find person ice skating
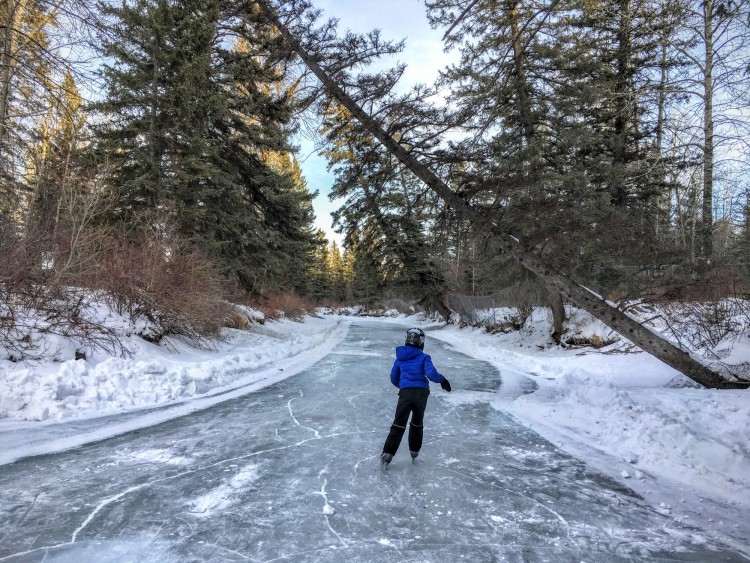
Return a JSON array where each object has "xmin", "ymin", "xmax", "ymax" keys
[{"xmin": 380, "ymin": 327, "xmax": 451, "ymax": 469}]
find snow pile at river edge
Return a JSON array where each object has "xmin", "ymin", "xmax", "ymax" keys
[{"xmin": 0, "ymin": 315, "xmax": 349, "ymax": 422}]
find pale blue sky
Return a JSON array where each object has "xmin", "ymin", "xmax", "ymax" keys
[{"xmin": 295, "ymin": 0, "xmax": 452, "ymax": 245}]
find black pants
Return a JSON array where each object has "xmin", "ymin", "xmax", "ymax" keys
[{"xmin": 382, "ymin": 387, "xmax": 430, "ymax": 456}]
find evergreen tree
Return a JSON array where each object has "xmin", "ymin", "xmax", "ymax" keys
[
  {"xmin": 347, "ymin": 227, "xmax": 387, "ymax": 305},
  {"xmin": 307, "ymin": 229, "xmax": 331, "ymax": 301},
  {"xmin": 93, "ymin": 0, "xmax": 315, "ymax": 293},
  {"xmin": 326, "ymin": 241, "xmax": 346, "ymax": 301},
  {"xmin": 259, "ymin": 152, "xmax": 317, "ymax": 295},
  {"xmin": 1, "ymin": 0, "xmax": 56, "ymax": 234},
  {"xmin": 322, "ymin": 103, "xmax": 451, "ymax": 316},
  {"xmin": 93, "ymin": 0, "xmax": 173, "ymax": 217},
  {"xmin": 426, "ymin": 0, "xmax": 673, "ymax": 296}
]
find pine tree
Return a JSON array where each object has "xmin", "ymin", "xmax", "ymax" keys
[
  {"xmin": 347, "ymin": 228, "xmax": 387, "ymax": 305},
  {"xmin": 258, "ymin": 152, "xmax": 317, "ymax": 295},
  {"xmin": 322, "ymin": 103, "xmax": 451, "ymax": 315},
  {"xmin": 326, "ymin": 241, "xmax": 345, "ymax": 301},
  {"xmin": 1, "ymin": 0, "xmax": 56, "ymax": 233},
  {"xmin": 93, "ymin": 0, "xmax": 315, "ymax": 292},
  {"xmin": 427, "ymin": 0, "xmax": 673, "ymax": 296},
  {"xmin": 308, "ymin": 229, "xmax": 331, "ymax": 301},
  {"xmin": 93, "ymin": 0, "xmax": 174, "ymax": 217}
]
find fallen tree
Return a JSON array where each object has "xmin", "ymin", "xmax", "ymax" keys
[{"xmin": 254, "ymin": 0, "xmax": 749, "ymax": 390}]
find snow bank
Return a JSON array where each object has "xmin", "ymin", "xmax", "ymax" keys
[
  {"xmin": 0, "ymin": 315, "xmax": 349, "ymax": 423},
  {"xmin": 319, "ymin": 305, "xmax": 407, "ymax": 318},
  {"xmin": 422, "ymin": 306, "xmax": 750, "ymax": 540}
]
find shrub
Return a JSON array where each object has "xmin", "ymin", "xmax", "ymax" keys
[
  {"xmin": 0, "ymin": 240, "xmax": 125, "ymax": 360},
  {"xmin": 93, "ymin": 234, "xmax": 230, "ymax": 346},
  {"xmin": 0, "ymin": 283, "xmax": 127, "ymax": 361},
  {"xmin": 660, "ymin": 299, "xmax": 749, "ymax": 352},
  {"xmin": 255, "ymin": 293, "xmax": 313, "ymax": 321}
]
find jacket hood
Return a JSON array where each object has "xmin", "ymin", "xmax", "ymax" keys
[{"xmin": 396, "ymin": 345, "xmax": 422, "ymax": 361}]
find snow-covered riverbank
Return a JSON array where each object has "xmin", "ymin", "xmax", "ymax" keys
[{"xmin": 0, "ymin": 315, "xmax": 350, "ymax": 424}]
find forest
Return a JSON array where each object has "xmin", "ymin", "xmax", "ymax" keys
[{"xmin": 2, "ymin": 0, "xmax": 750, "ymax": 384}]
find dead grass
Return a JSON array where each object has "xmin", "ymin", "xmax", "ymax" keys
[{"xmin": 92, "ymin": 234, "xmax": 231, "ymax": 346}]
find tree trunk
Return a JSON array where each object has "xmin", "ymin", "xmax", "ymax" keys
[
  {"xmin": 702, "ymin": 0, "xmax": 714, "ymax": 260},
  {"xmin": 254, "ymin": 0, "xmax": 748, "ymax": 389},
  {"xmin": 611, "ymin": 0, "xmax": 633, "ymax": 207},
  {"xmin": 548, "ymin": 289, "xmax": 566, "ymax": 344},
  {"xmin": 509, "ymin": 1, "xmax": 534, "ymax": 145},
  {"xmin": 0, "ymin": 0, "xmax": 29, "ymax": 145},
  {"xmin": 655, "ymin": 2, "xmax": 670, "ymax": 237}
]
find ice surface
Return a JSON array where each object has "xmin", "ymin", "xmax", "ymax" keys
[{"xmin": 0, "ymin": 323, "xmax": 746, "ymax": 561}]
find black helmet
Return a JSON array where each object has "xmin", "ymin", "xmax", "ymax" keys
[{"xmin": 405, "ymin": 327, "xmax": 425, "ymax": 349}]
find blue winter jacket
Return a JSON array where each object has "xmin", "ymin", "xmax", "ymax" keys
[{"xmin": 390, "ymin": 345, "xmax": 446, "ymax": 389}]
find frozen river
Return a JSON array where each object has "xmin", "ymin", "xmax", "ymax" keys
[{"xmin": 0, "ymin": 322, "xmax": 745, "ymax": 561}]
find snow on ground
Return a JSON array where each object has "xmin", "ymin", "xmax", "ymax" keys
[
  {"xmin": 0, "ymin": 314, "xmax": 349, "ymax": 424},
  {"xmin": 416, "ymin": 306, "xmax": 750, "ymax": 543},
  {"xmin": 187, "ymin": 463, "xmax": 261, "ymax": 518}
]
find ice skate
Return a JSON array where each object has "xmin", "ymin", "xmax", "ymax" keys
[{"xmin": 380, "ymin": 453, "xmax": 393, "ymax": 470}]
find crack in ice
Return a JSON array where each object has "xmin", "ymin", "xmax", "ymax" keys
[
  {"xmin": 71, "ymin": 484, "xmax": 146, "ymax": 543},
  {"xmin": 203, "ymin": 541, "xmax": 259, "ymax": 561},
  {"xmin": 0, "ymin": 491, "xmax": 40, "ymax": 546},
  {"xmin": 287, "ymin": 391, "xmax": 320, "ymax": 438},
  {"xmin": 314, "ymin": 478, "xmax": 346, "ymax": 547}
]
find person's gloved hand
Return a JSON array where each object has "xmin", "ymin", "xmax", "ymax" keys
[{"xmin": 440, "ymin": 378, "xmax": 451, "ymax": 392}]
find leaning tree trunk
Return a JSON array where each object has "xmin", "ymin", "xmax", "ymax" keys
[
  {"xmin": 547, "ymin": 289, "xmax": 566, "ymax": 344},
  {"xmin": 254, "ymin": 0, "xmax": 749, "ymax": 389}
]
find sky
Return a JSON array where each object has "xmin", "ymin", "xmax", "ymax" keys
[{"xmin": 294, "ymin": 0, "xmax": 453, "ymax": 246}]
